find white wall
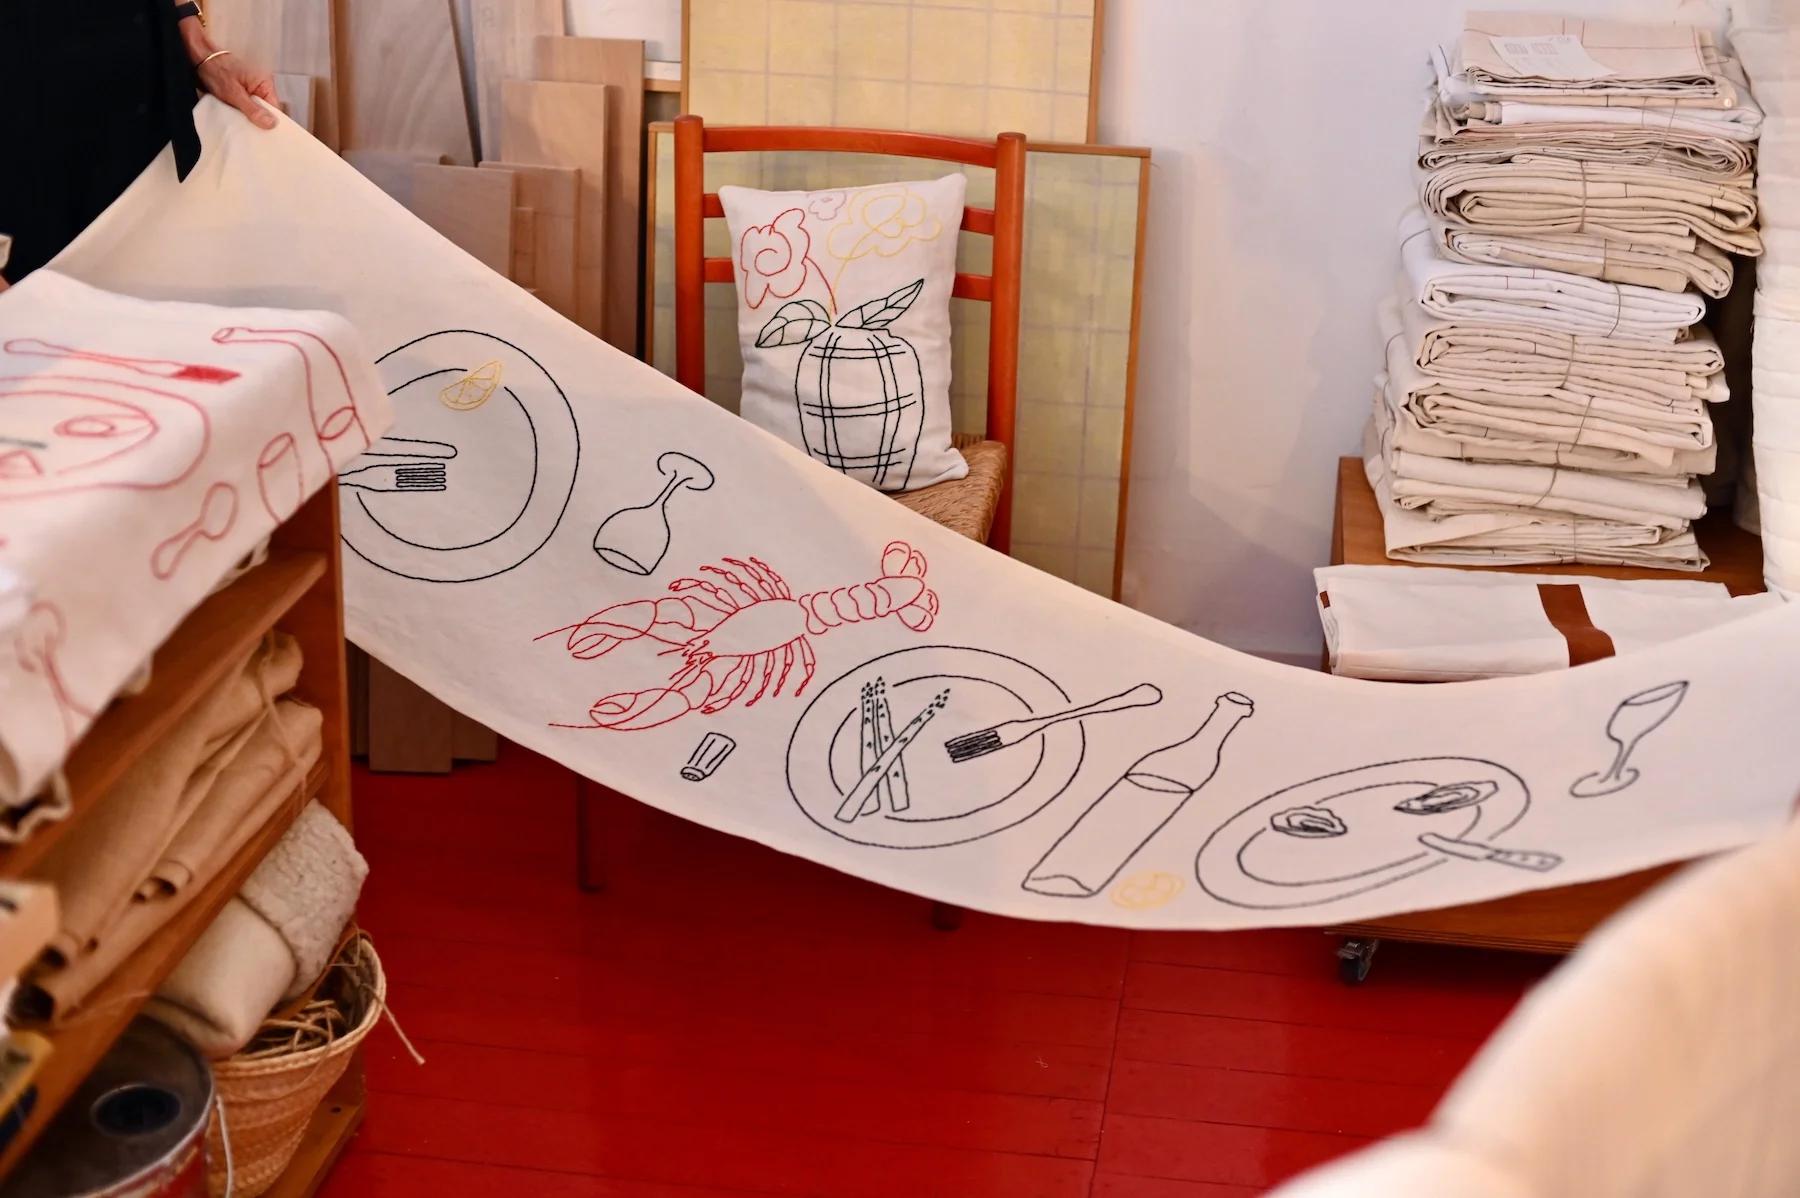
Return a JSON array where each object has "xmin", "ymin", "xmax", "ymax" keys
[{"xmin": 1099, "ymin": 0, "xmax": 1723, "ymax": 663}]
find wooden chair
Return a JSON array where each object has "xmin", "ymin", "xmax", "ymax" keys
[
  {"xmin": 576, "ymin": 119, "xmax": 1029, "ymax": 917},
  {"xmin": 673, "ymin": 114, "xmax": 1026, "ymax": 551}
]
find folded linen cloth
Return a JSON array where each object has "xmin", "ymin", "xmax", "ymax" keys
[
  {"xmin": 1316, "ymin": 564, "xmax": 1778, "ymax": 681},
  {"xmin": 1433, "ymin": 220, "xmax": 1734, "ymax": 297},
  {"xmin": 1457, "ymin": 14, "xmax": 1735, "ymax": 104},
  {"xmin": 146, "ymin": 801, "xmax": 365, "ymax": 1058},
  {"xmin": 1382, "ymin": 304, "xmax": 1720, "ymax": 469},
  {"xmin": 1382, "ymin": 378, "xmax": 1715, "ymax": 478},
  {"xmin": 1420, "ymin": 158, "xmax": 1761, "ymax": 256},
  {"xmin": 23, "ymin": 699, "xmax": 322, "ymax": 1023},
  {"xmin": 1420, "ymin": 121, "xmax": 1755, "ymax": 181},
  {"xmin": 1389, "ymin": 450, "xmax": 1708, "ymax": 529},
  {"xmin": 1413, "ymin": 321, "xmax": 1723, "ymax": 406},
  {"xmin": 33, "ymin": 633, "xmax": 302, "ymax": 964},
  {"xmin": 1364, "ymin": 416, "xmax": 1708, "ymax": 570},
  {"xmin": 1400, "ymin": 208, "xmax": 1705, "ymax": 336},
  {"xmin": 1432, "ymin": 41, "xmax": 1764, "ymax": 137}
]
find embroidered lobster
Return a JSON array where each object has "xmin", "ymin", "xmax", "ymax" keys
[{"xmin": 539, "ymin": 541, "xmax": 939, "ymax": 731}]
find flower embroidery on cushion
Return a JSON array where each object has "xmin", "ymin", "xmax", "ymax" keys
[
  {"xmin": 827, "ymin": 186, "xmax": 943, "ymax": 265},
  {"xmin": 807, "ymin": 190, "xmax": 848, "ymax": 221},
  {"xmin": 739, "ymin": 208, "xmax": 832, "ymax": 311}
]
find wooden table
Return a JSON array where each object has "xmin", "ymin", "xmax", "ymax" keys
[{"xmin": 1323, "ymin": 458, "xmax": 1765, "ymax": 969}]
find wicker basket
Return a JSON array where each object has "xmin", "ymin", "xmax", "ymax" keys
[{"xmin": 205, "ymin": 933, "xmax": 385, "ymax": 1197}]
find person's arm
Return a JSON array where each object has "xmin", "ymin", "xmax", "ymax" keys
[{"xmin": 174, "ymin": 2, "xmax": 278, "ymax": 129}]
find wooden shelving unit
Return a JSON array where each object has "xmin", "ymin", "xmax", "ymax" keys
[{"xmin": 0, "ymin": 481, "xmax": 363, "ymax": 1189}]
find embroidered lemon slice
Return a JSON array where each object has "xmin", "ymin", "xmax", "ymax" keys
[{"xmin": 440, "ymin": 359, "xmax": 502, "ymax": 411}]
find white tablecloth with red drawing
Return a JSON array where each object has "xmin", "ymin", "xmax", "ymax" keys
[
  {"xmin": 0, "ymin": 272, "xmax": 391, "ymax": 819},
  {"xmin": 33, "ymin": 100, "xmax": 1800, "ymax": 929}
]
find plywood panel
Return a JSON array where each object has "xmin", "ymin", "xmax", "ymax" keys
[
  {"xmin": 207, "ymin": 0, "xmax": 338, "ymax": 147},
  {"xmin": 684, "ymin": 0, "xmax": 1100, "ymax": 143},
  {"xmin": 530, "ymin": 36, "xmax": 646, "ymax": 353},
  {"xmin": 343, "ymin": 149, "xmax": 450, "ymax": 207},
  {"xmin": 337, "ymin": 0, "xmax": 474, "ymax": 164},
  {"xmin": 500, "ymin": 80, "xmax": 610, "ymax": 340},
  {"xmin": 408, "ymin": 164, "xmax": 518, "ymax": 275},
  {"xmin": 471, "ymin": 0, "xmax": 565, "ymax": 161},
  {"xmin": 483, "ymin": 161, "xmax": 582, "ymax": 323}
]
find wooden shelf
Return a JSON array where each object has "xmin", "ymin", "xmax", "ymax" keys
[
  {"xmin": 0, "ymin": 550, "xmax": 328, "ymax": 882},
  {"xmin": 0, "ymin": 763, "xmax": 328, "ymax": 1178}
]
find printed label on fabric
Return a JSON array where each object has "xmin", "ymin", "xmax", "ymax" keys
[{"xmin": 1488, "ymin": 34, "xmax": 1617, "ymax": 80}]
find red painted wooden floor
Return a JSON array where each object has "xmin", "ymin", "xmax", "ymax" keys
[{"xmin": 320, "ymin": 743, "xmax": 1551, "ymax": 1197}]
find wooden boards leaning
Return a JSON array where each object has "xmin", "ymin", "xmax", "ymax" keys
[
  {"xmin": 529, "ymin": 37, "xmax": 645, "ymax": 354},
  {"xmin": 481, "ymin": 161, "xmax": 581, "ymax": 323},
  {"xmin": 408, "ymin": 164, "xmax": 517, "ymax": 276},
  {"xmin": 342, "ymin": 150, "xmax": 449, "ymax": 207},
  {"xmin": 206, "ymin": 0, "xmax": 338, "ymax": 147},
  {"xmin": 336, "ymin": 0, "xmax": 474, "ymax": 165},
  {"xmin": 500, "ymin": 80, "xmax": 609, "ymax": 341},
  {"xmin": 470, "ymin": 0, "xmax": 565, "ymax": 162}
]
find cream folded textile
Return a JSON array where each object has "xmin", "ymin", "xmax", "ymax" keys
[
  {"xmin": 1420, "ymin": 158, "xmax": 1761, "ymax": 256},
  {"xmin": 1316, "ymin": 565, "xmax": 1776, "ymax": 681},
  {"xmin": 1433, "ymin": 220, "xmax": 1734, "ymax": 297},
  {"xmin": 1382, "ymin": 303, "xmax": 1719, "ymax": 469},
  {"xmin": 147, "ymin": 801, "xmax": 365, "ymax": 1058},
  {"xmin": 1389, "ymin": 450, "xmax": 1708, "ymax": 529},
  {"xmin": 1420, "ymin": 120, "xmax": 1755, "ymax": 181},
  {"xmin": 1381, "ymin": 375, "xmax": 1715, "ymax": 479},
  {"xmin": 1457, "ymin": 13, "xmax": 1734, "ymax": 104},
  {"xmin": 1399, "ymin": 208, "xmax": 1705, "ymax": 336},
  {"xmin": 1364, "ymin": 416, "xmax": 1707, "ymax": 570}
]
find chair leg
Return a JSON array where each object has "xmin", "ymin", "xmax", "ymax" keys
[
  {"xmin": 930, "ymin": 901, "xmax": 963, "ymax": 931},
  {"xmin": 574, "ymin": 776, "xmax": 606, "ymax": 893}
]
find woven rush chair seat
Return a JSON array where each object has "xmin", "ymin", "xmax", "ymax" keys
[{"xmin": 894, "ymin": 434, "xmax": 1009, "ymax": 543}]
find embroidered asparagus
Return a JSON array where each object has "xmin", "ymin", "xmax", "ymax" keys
[
  {"xmin": 834, "ymin": 689, "xmax": 951, "ymax": 823},
  {"xmin": 1022, "ymin": 692, "xmax": 1255, "ymax": 898}
]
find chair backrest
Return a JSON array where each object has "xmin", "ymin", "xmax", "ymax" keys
[{"xmin": 672, "ymin": 115, "xmax": 1026, "ymax": 547}]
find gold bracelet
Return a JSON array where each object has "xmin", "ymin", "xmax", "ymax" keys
[{"xmin": 197, "ymin": 49, "xmax": 232, "ymax": 69}]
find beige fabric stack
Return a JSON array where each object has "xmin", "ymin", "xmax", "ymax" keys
[
  {"xmin": 1367, "ymin": 13, "xmax": 1763, "ymax": 570},
  {"xmin": 20, "ymin": 634, "xmax": 322, "ymax": 1023}
]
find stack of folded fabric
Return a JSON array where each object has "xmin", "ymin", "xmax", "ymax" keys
[
  {"xmin": 19, "ymin": 633, "xmax": 322, "ymax": 1023},
  {"xmin": 1367, "ymin": 12, "xmax": 1764, "ymax": 570}
]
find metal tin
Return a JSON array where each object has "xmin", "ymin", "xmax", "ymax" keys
[{"xmin": 2, "ymin": 1019, "xmax": 212, "ymax": 1198}]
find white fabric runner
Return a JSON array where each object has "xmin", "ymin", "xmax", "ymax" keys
[
  {"xmin": 0, "ymin": 272, "xmax": 390, "ymax": 810},
  {"xmin": 41, "ymin": 101, "xmax": 1800, "ymax": 928}
]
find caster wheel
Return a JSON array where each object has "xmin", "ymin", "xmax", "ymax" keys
[{"xmin": 1336, "ymin": 938, "xmax": 1379, "ymax": 985}]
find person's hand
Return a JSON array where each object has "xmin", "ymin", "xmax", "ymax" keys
[
  {"xmin": 196, "ymin": 50, "xmax": 278, "ymax": 129},
  {"xmin": 178, "ymin": 13, "xmax": 277, "ymax": 130}
]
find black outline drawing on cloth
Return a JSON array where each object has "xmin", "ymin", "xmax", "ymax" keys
[
  {"xmin": 786, "ymin": 645, "xmax": 1085, "ymax": 850},
  {"xmin": 681, "ymin": 731, "xmax": 736, "ymax": 781},
  {"xmin": 755, "ymin": 280, "xmax": 928, "ymax": 490},
  {"xmin": 1195, "ymin": 757, "xmax": 1543, "ymax": 911},
  {"xmin": 834, "ymin": 687, "xmax": 951, "ymax": 822},
  {"xmin": 1570, "ymin": 680, "xmax": 1689, "ymax": 798},
  {"xmin": 847, "ymin": 678, "xmax": 914, "ymax": 818},
  {"xmin": 946, "ymin": 682, "xmax": 1164, "ymax": 764},
  {"xmin": 340, "ymin": 330, "xmax": 578, "ymax": 584},
  {"xmin": 592, "ymin": 452, "xmax": 716, "ymax": 576},
  {"xmin": 1023, "ymin": 692, "xmax": 1254, "ymax": 899}
]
